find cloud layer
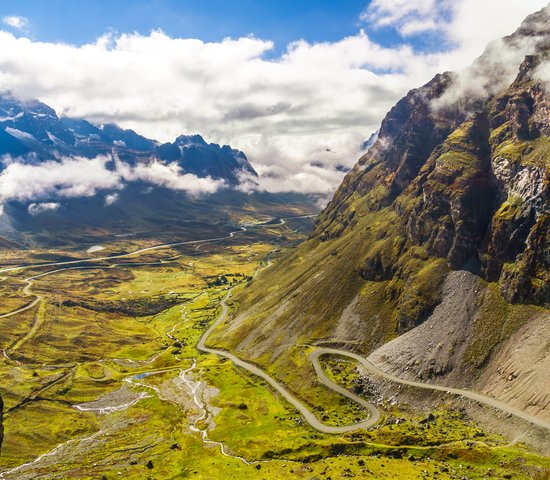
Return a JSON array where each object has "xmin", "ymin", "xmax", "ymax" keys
[
  {"xmin": 0, "ymin": 1, "xmax": 548, "ymax": 195},
  {"xmin": 0, "ymin": 155, "xmax": 225, "ymax": 213}
]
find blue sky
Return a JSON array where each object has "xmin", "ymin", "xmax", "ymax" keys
[{"xmin": 0, "ymin": 0, "xmax": 426, "ymax": 53}]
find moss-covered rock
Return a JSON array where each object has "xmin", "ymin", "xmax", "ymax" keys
[{"xmin": 316, "ymin": 50, "xmax": 549, "ymax": 307}]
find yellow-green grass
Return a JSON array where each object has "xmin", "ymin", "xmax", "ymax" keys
[
  {"xmin": 0, "ymin": 392, "xmax": 474, "ymax": 480},
  {"xmin": 319, "ymin": 354, "xmax": 361, "ymax": 391},
  {"xmin": 2, "ymin": 224, "xmax": 549, "ymax": 479},
  {"xmin": 0, "ymin": 233, "xmax": 289, "ymax": 472},
  {"xmin": 0, "ymin": 400, "xmax": 99, "ymax": 468},
  {"xmin": 0, "ymin": 307, "xmax": 38, "ymax": 351},
  {"xmin": 196, "ymin": 355, "xmax": 549, "ymax": 479},
  {"xmin": 0, "ymin": 278, "xmax": 34, "ymax": 314}
]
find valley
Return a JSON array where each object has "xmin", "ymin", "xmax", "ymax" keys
[
  {"xmin": 0, "ymin": 213, "xmax": 549, "ymax": 479},
  {"xmin": 0, "ymin": 4, "xmax": 549, "ymax": 479}
]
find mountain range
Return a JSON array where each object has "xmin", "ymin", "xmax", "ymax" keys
[
  {"xmin": 0, "ymin": 94, "xmax": 257, "ymax": 183},
  {"xmin": 0, "ymin": 95, "xmax": 320, "ymax": 247},
  {"xmin": 1, "ymin": 5, "xmax": 550, "ymax": 477}
]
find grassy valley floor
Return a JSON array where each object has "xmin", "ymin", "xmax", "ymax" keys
[{"xmin": 0, "ymin": 216, "xmax": 548, "ymax": 479}]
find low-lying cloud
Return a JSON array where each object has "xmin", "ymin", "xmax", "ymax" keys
[
  {"xmin": 0, "ymin": 157, "xmax": 120, "ymax": 202},
  {"xmin": 104, "ymin": 192, "xmax": 119, "ymax": 206},
  {"xmin": 116, "ymin": 159, "xmax": 225, "ymax": 195},
  {"xmin": 0, "ymin": 155, "xmax": 225, "ymax": 213},
  {"xmin": 534, "ymin": 56, "xmax": 550, "ymax": 87},
  {"xmin": 432, "ymin": 30, "xmax": 550, "ymax": 110},
  {"xmin": 28, "ymin": 202, "xmax": 59, "ymax": 215}
]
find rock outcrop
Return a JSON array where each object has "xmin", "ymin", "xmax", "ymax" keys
[
  {"xmin": 315, "ymin": 33, "xmax": 550, "ymax": 311},
  {"xmin": 216, "ymin": 7, "xmax": 550, "ymax": 373}
]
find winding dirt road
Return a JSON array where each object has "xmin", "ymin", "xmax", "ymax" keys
[
  {"xmin": 200, "ymin": 295, "xmax": 550, "ymax": 434},
  {"xmin": 316, "ymin": 348, "xmax": 550, "ymax": 432},
  {"xmin": 5, "ymin": 212, "xmax": 546, "ymax": 437},
  {"xmin": 197, "ymin": 289, "xmax": 380, "ymax": 433},
  {"xmin": 0, "ymin": 215, "xmax": 316, "ymax": 276},
  {"xmin": 0, "ymin": 215, "xmax": 315, "ymax": 322},
  {"xmin": 0, "ymin": 230, "xmax": 247, "ymax": 275}
]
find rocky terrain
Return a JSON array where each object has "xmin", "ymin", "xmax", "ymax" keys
[
  {"xmin": 214, "ymin": 5, "xmax": 550, "ymax": 432},
  {"xmin": 368, "ymin": 271, "xmax": 550, "ymax": 421}
]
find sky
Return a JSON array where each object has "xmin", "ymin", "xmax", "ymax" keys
[
  {"xmin": 0, "ymin": 0, "xmax": 412, "ymax": 52},
  {"xmin": 0, "ymin": 0, "xmax": 549, "ymax": 197}
]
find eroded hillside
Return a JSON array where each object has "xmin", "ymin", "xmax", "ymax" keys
[{"xmin": 211, "ymin": 6, "xmax": 550, "ymax": 425}]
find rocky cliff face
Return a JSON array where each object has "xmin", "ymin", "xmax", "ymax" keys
[
  {"xmin": 314, "ymin": 8, "xmax": 550, "ymax": 313},
  {"xmin": 215, "ymin": 8, "xmax": 550, "ymax": 372}
]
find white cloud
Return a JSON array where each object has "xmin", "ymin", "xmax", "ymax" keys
[
  {"xmin": 445, "ymin": 1, "xmax": 550, "ymax": 59},
  {"xmin": 104, "ymin": 192, "xmax": 119, "ymax": 205},
  {"xmin": 28, "ymin": 202, "xmax": 60, "ymax": 215},
  {"xmin": 362, "ymin": 0, "xmax": 445, "ymax": 35},
  {"xmin": 0, "ymin": 157, "xmax": 121, "ymax": 203},
  {"xmin": 117, "ymin": 159, "xmax": 225, "ymax": 196},
  {"xmin": 399, "ymin": 18, "xmax": 440, "ymax": 36},
  {"xmin": 2, "ymin": 15, "xmax": 28, "ymax": 30},
  {"xmin": 0, "ymin": 155, "xmax": 225, "ymax": 210},
  {"xmin": 432, "ymin": 32, "xmax": 548, "ymax": 111},
  {"xmin": 235, "ymin": 170, "xmax": 260, "ymax": 194},
  {"xmin": 362, "ymin": 0, "xmax": 549, "ymax": 59},
  {"xmin": 0, "ymin": 1, "xmax": 547, "ymax": 194},
  {"xmin": 535, "ymin": 59, "xmax": 550, "ymax": 85}
]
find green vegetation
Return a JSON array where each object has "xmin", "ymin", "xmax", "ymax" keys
[
  {"xmin": 492, "ymin": 133, "xmax": 550, "ymax": 168},
  {"xmin": 0, "ymin": 216, "xmax": 313, "ymax": 476},
  {"xmin": 0, "ymin": 213, "xmax": 549, "ymax": 479},
  {"xmin": 494, "ymin": 195, "xmax": 525, "ymax": 222}
]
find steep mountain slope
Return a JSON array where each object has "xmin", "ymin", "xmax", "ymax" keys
[{"xmin": 212, "ymin": 6, "xmax": 550, "ymax": 422}]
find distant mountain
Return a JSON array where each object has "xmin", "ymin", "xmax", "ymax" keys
[
  {"xmin": 156, "ymin": 134, "xmax": 255, "ymax": 184},
  {"xmin": 0, "ymin": 95, "xmax": 318, "ymax": 247},
  {"xmin": 0, "ymin": 94, "xmax": 257, "ymax": 182}
]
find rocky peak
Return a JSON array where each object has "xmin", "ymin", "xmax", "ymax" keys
[
  {"xmin": 313, "ymin": 6, "xmax": 550, "ymax": 311},
  {"xmin": 0, "ymin": 94, "xmax": 257, "ymax": 185},
  {"xmin": 155, "ymin": 134, "xmax": 256, "ymax": 184},
  {"xmin": 175, "ymin": 134, "xmax": 208, "ymax": 147},
  {"xmin": 514, "ymin": 5, "xmax": 550, "ymax": 38}
]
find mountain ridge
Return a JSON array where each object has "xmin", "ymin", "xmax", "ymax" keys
[
  {"xmin": 0, "ymin": 93, "xmax": 257, "ymax": 183},
  {"xmin": 0, "ymin": 94, "xmax": 322, "ymax": 248},
  {"xmin": 313, "ymin": 11, "xmax": 550, "ymax": 308},
  {"xmin": 210, "ymin": 5, "xmax": 550, "ymax": 434}
]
